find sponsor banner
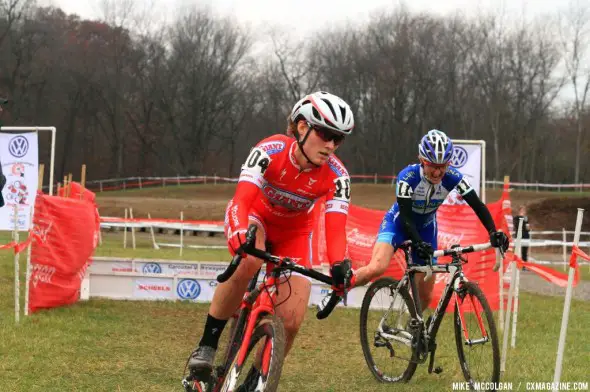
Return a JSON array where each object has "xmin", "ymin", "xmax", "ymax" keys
[
  {"xmin": 140, "ymin": 262, "xmax": 164, "ymax": 274},
  {"xmin": 444, "ymin": 142, "xmax": 482, "ymax": 205},
  {"xmin": 199, "ymin": 263, "xmax": 229, "ymax": 279},
  {"xmin": 0, "ymin": 132, "xmax": 39, "ymax": 230},
  {"xmin": 134, "ymin": 278, "xmax": 174, "ymax": 299},
  {"xmin": 89, "ymin": 258, "xmax": 223, "ymax": 277},
  {"xmin": 112, "ymin": 262, "xmax": 135, "ymax": 273},
  {"xmin": 175, "ymin": 278, "xmax": 216, "ymax": 302}
]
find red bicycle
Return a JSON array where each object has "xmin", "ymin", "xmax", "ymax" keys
[{"xmin": 182, "ymin": 224, "xmax": 342, "ymax": 392}]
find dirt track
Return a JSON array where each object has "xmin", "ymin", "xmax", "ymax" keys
[{"xmin": 96, "ymin": 184, "xmax": 590, "ymax": 232}]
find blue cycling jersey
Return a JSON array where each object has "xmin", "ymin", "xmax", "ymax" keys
[
  {"xmin": 376, "ymin": 164, "xmax": 474, "ymax": 264},
  {"xmin": 394, "ymin": 164, "xmax": 472, "ymax": 226}
]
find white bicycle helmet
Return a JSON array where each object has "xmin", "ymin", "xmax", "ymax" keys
[
  {"xmin": 418, "ymin": 129, "xmax": 454, "ymax": 164},
  {"xmin": 290, "ymin": 91, "xmax": 354, "ymax": 135}
]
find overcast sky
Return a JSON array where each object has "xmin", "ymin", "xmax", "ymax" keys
[
  {"xmin": 36, "ymin": 0, "xmax": 588, "ymax": 104},
  {"xmin": 40, "ymin": 0, "xmax": 565, "ymax": 37}
]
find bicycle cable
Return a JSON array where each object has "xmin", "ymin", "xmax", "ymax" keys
[{"xmin": 268, "ymin": 268, "xmax": 293, "ymax": 309}]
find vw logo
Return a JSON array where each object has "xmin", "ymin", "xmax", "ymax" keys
[
  {"xmin": 9, "ymin": 136, "xmax": 29, "ymax": 158},
  {"xmin": 177, "ymin": 279, "xmax": 201, "ymax": 300},
  {"xmin": 450, "ymin": 146, "xmax": 468, "ymax": 168},
  {"xmin": 142, "ymin": 262, "xmax": 162, "ymax": 274}
]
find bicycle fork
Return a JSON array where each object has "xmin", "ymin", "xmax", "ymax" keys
[{"xmin": 455, "ymin": 286, "xmax": 489, "ymax": 346}]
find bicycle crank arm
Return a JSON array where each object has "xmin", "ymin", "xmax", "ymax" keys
[{"xmin": 465, "ymin": 337, "xmax": 489, "ymax": 346}]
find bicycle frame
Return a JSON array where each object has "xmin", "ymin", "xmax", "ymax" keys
[
  {"xmin": 377, "ymin": 252, "xmax": 490, "ymax": 362},
  {"xmin": 232, "ymin": 269, "xmax": 282, "ymax": 372}
]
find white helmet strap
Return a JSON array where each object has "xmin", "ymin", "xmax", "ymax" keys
[{"xmin": 295, "ymin": 123, "xmax": 320, "ymax": 168}]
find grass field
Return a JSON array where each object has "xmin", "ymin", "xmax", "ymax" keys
[{"xmin": 1, "ymin": 236, "xmax": 589, "ymax": 391}]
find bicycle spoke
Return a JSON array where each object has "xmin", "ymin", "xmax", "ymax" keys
[{"xmin": 360, "ymin": 278, "xmax": 418, "ymax": 383}]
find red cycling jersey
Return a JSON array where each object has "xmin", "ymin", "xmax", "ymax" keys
[{"xmin": 224, "ymin": 134, "xmax": 350, "ymax": 267}]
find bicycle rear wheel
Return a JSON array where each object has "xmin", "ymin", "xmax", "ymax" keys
[
  {"xmin": 454, "ymin": 281, "xmax": 500, "ymax": 389},
  {"xmin": 359, "ymin": 277, "xmax": 418, "ymax": 383},
  {"xmin": 220, "ymin": 314, "xmax": 285, "ymax": 392}
]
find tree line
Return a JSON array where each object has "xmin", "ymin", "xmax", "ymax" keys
[{"xmin": 1, "ymin": 0, "xmax": 589, "ymax": 184}]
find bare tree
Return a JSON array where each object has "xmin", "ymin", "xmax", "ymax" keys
[{"xmin": 559, "ymin": 0, "xmax": 590, "ymax": 184}]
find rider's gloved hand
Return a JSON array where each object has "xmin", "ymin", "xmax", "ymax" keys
[
  {"xmin": 490, "ymin": 231, "xmax": 509, "ymax": 252},
  {"xmin": 330, "ymin": 259, "xmax": 355, "ymax": 294},
  {"xmin": 415, "ymin": 241, "xmax": 434, "ymax": 262},
  {"xmin": 227, "ymin": 229, "xmax": 247, "ymax": 256}
]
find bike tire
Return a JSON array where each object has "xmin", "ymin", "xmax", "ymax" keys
[
  {"xmin": 454, "ymin": 281, "xmax": 500, "ymax": 389},
  {"xmin": 220, "ymin": 310, "xmax": 249, "ymax": 376},
  {"xmin": 359, "ymin": 277, "xmax": 418, "ymax": 383},
  {"xmin": 220, "ymin": 314, "xmax": 285, "ymax": 392}
]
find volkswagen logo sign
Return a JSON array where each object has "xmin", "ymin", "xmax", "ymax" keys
[
  {"xmin": 450, "ymin": 146, "xmax": 468, "ymax": 168},
  {"xmin": 9, "ymin": 136, "xmax": 29, "ymax": 158},
  {"xmin": 177, "ymin": 279, "xmax": 201, "ymax": 300},
  {"xmin": 142, "ymin": 262, "xmax": 162, "ymax": 274}
]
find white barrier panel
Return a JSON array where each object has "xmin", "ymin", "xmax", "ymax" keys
[
  {"xmin": 100, "ymin": 218, "xmax": 224, "ymax": 233},
  {"xmin": 87, "ymin": 257, "xmax": 367, "ymax": 308}
]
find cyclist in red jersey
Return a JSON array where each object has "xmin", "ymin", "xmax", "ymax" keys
[{"xmin": 188, "ymin": 91, "xmax": 355, "ymax": 387}]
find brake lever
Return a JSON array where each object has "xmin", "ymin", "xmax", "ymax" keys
[
  {"xmin": 341, "ymin": 270, "xmax": 352, "ymax": 306},
  {"xmin": 492, "ymin": 247, "xmax": 505, "ymax": 272},
  {"xmin": 423, "ymin": 266, "xmax": 433, "ymax": 282},
  {"xmin": 422, "ymin": 255, "xmax": 434, "ymax": 281}
]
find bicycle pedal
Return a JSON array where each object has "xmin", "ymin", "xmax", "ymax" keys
[{"xmin": 434, "ymin": 366, "xmax": 443, "ymax": 374}]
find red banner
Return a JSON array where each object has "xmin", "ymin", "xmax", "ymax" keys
[
  {"xmin": 28, "ymin": 191, "xmax": 100, "ymax": 313},
  {"xmin": 313, "ymin": 194, "xmax": 511, "ymax": 311},
  {"xmin": 57, "ymin": 181, "xmax": 96, "ymax": 203}
]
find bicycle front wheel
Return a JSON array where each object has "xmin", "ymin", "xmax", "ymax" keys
[
  {"xmin": 359, "ymin": 277, "xmax": 418, "ymax": 383},
  {"xmin": 220, "ymin": 314, "xmax": 285, "ymax": 392},
  {"xmin": 454, "ymin": 281, "xmax": 500, "ymax": 389}
]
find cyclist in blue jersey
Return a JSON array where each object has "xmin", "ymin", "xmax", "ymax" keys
[{"xmin": 350, "ymin": 130, "xmax": 509, "ymax": 311}]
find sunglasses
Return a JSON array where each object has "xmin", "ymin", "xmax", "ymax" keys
[
  {"xmin": 309, "ymin": 123, "xmax": 345, "ymax": 145},
  {"xmin": 420, "ymin": 158, "xmax": 450, "ymax": 170}
]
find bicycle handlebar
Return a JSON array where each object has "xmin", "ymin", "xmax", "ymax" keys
[
  {"xmin": 216, "ymin": 224, "xmax": 339, "ymax": 318},
  {"xmin": 432, "ymin": 242, "xmax": 491, "ymax": 258},
  {"xmin": 401, "ymin": 242, "xmax": 505, "ymax": 281}
]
